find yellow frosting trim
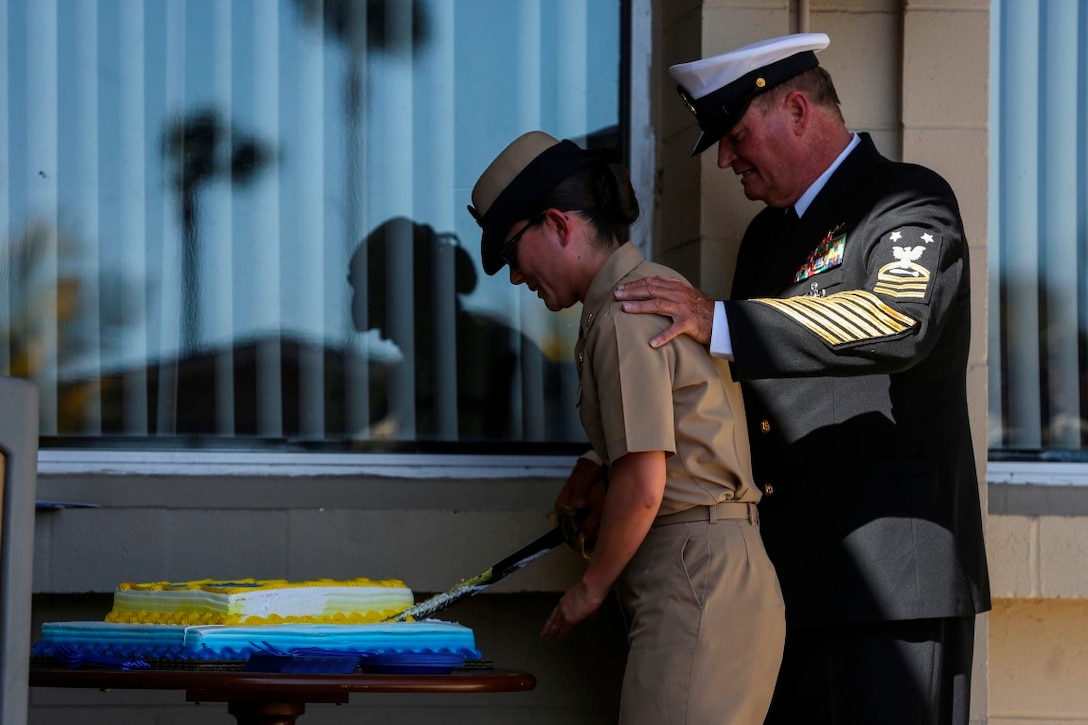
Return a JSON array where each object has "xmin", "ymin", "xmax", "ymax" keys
[
  {"xmin": 104, "ymin": 609, "xmax": 406, "ymax": 626},
  {"xmin": 116, "ymin": 577, "xmax": 409, "ymax": 595}
]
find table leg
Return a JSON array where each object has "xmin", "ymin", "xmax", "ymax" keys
[{"xmin": 226, "ymin": 700, "xmax": 307, "ymax": 725}]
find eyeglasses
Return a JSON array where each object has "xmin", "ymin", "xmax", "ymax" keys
[{"xmin": 500, "ymin": 213, "xmax": 544, "ymax": 271}]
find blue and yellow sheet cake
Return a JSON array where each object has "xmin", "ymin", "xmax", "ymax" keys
[{"xmin": 32, "ymin": 577, "xmax": 481, "ymax": 666}]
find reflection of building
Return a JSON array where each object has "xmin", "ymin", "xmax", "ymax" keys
[
  {"xmin": 58, "ymin": 337, "xmax": 365, "ymax": 439},
  {"xmin": 62, "ymin": 327, "xmax": 581, "ymax": 444}
]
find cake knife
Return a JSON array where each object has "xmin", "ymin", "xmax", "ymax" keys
[{"xmin": 386, "ymin": 523, "xmax": 571, "ymax": 622}]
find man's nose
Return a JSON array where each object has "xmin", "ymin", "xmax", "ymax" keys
[{"xmin": 717, "ymin": 139, "xmax": 736, "ymax": 168}]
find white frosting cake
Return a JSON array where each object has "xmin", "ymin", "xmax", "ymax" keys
[{"xmin": 105, "ymin": 578, "xmax": 414, "ymax": 625}]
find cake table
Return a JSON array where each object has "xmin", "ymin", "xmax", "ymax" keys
[{"xmin": 29, "ymin": 666, "xmax": 537, "ymax": 725}]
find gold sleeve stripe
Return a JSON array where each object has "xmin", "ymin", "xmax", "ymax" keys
[
  {"xmin": 873, "ymin": 279, "xmax": 929, "ymax": 298},
  {"xmin": 874, "ymin": 262, "xmax": 932, "ymax": 299},
  {"xmin": 753, "ymin": 290, "xmax": 919, "ymax": 346}
]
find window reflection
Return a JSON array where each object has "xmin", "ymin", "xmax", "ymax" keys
[
  {"xmin": 988, "ymin": 0, "xmax": 1088, "ymax": 458},
  {"xmin": 349, "ymin": 217, "xmax": 566, "ymax": 441},
  {"xmin": 2, "ymin": 0, "xmax": 618, "ymax": 447}
]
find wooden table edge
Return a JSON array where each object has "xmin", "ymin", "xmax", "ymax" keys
[{"xmin": 29, "ymin": 666, "xmax": 537, "ymax": 701}]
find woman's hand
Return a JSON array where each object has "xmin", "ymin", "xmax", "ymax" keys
[
  {"xmin": 554, "ymin": 456, "xmax": 606, "ymax": 553},
  {"xmin": 540, "ymin": 581, "xmax": 608, "ymax": 640},
  {"xmin": 542, "ymin": 451, "xmax": 665, "ymax": 640}
]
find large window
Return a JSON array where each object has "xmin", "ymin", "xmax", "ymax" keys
[
  {"xmin": 989, "ymin": 0, "xmax": 1088, "ymax": 462},
  {"xmin": 1, "ymin": 0, "xmax": 626, "ymax": 449}
]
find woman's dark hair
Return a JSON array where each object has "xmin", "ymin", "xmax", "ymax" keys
[{"xmin": 534, "ymin": 160, "xmax": 640, "ymax": 249}]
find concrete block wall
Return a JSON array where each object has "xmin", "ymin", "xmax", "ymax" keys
[
  {"xmin": 989, "ymin": 598, "xmax": 1088, "ymax": 724},
  {"xmin": 988, "ymin": 496, "xmax": 1088, "ymax": 724},
  {"xmin": 989, "ymin": 514, "xmax": 1088, "ymax": 598}
]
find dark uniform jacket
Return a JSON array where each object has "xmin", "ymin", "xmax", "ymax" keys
[{"xmin": 726, "ymin": 133, "xmax": 991, "ymax": 630}]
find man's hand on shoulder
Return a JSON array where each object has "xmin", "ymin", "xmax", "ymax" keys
[{"xmin": 614, "ymin": 276, "xmax": 714, "ymax": 348}]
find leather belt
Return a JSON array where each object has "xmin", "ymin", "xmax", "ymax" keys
[{"xmin": 652, "ymin": 501, "xmax": 758, "ymax": 527}]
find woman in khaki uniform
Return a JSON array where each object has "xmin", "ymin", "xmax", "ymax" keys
[{"xmin": 468, "ymin": 131, "xmax": 785, "ymax": 724}]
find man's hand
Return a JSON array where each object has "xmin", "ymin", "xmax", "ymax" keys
[
  {"xmin": 614, "ymin": 276, "xmax": 715, "ymax": 348},
  {"xmin": 554, "ymin": 456, "xmax": 605, "ymax": 555}
]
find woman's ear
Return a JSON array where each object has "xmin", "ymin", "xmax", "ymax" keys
[{"xmin": 545, "ymin": 208, "xmax": 573, "ymax": 248}]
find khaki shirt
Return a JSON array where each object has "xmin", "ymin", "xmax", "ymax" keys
[{"xmin": 575, "ymin": 242, "xmax": 759, "ymax": 515}]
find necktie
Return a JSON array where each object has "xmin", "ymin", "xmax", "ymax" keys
[{"xmin": 779, "ymin": 207, "xmax": 798, "ymax": 243}]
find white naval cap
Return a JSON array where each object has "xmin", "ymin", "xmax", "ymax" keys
[{"xmin": 669, "ymin": 32, "xmax": 830, "ymax": 155}]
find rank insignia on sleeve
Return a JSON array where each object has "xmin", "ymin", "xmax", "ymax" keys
[
  {"xmin": 794, "ymin": 229, "xmax": 846, "ymax": 283},
  {"xmin": 753, "ymin": 290, "xmax": 918, "ymax": 347},
  {"xmin": 873, "ymin": 227, "xmax": 939, "ymax": 300}
]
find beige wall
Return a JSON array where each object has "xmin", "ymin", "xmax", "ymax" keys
[
  {"xmin": 987, "ymin": 508, "xmax": 1088, "ymax": 723},
  {"xmin": 990, "ymin": 598, "xmax": 1088, "ymax": 724}
]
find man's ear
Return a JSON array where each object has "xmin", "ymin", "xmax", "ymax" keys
[{"xmin": 784, "ymin": 90, "xmax": 810, "ymax": 134}]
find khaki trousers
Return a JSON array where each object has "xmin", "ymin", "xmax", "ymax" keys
[{"xmin": 615, "ymin": 514, "xmax": 785, "ymax": 725}]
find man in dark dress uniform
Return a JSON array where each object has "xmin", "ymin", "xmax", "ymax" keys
[{"xmin": 606, "ymin": 32, "xmax": 991, "ymax": 724}]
